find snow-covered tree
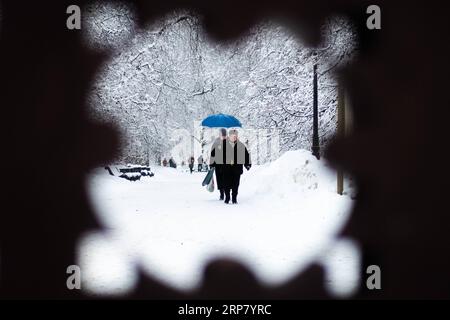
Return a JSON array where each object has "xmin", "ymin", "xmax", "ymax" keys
[{"xmin": 84, "ymin": 3, "xmax": 357, "ymax": 165}]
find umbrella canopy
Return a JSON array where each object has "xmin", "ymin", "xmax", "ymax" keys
[{"xmin": 201, "ymin": 113, "xmax": 242, "ymax": 128}]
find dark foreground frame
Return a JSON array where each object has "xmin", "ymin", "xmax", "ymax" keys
[{"xmin": 0, "ymin": 0, "xmax": 448, "ymax": 299}]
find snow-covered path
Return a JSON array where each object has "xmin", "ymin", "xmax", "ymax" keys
[{"xmin": 81, "ymin": 150, "xmax": 359, "ymax": 297}]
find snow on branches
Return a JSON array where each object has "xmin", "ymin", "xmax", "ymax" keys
[{"xmin": 84, "ymin": 4, "xmax": 357, "ymax": 165}]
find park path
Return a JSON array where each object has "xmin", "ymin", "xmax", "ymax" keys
[{"xmin": 81, "ymin": 161, "xmax": 358, "ymax": 297}]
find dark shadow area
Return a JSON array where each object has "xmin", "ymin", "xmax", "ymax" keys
[{"xmin": 0, "ymin": 0, "xmax": 449, "ymax": 299}]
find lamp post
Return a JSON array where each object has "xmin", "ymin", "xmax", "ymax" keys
[{"xmin": 312, "ymin": 63, "xmax": 320, "ymax": 160}]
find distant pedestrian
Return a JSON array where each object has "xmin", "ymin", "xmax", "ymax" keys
[
  {"xmin": 169, "ymin": 157, "xmax": 177, "ymax": 168},
  {"xmin": 162, "ymin": 158, "xmax": 168, "ymax": 167},
  {"xmin": 188, "ymin": 156, "xmax": 195, "ymax": 174},
  {"xmin": 197, "ymin": 155, "xmax": 204, "ymax": 172}
]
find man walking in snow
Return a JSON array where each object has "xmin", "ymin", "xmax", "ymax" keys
[
  {"xmin": 209, "ymin": 128, "xmax": 228, "ymax": 200},
  {"xmin": 222, "ymin": 129, "xmax": 251, "ymax": 204}
]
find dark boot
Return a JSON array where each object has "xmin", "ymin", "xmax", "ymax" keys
[
  {"xmin": 224, "ymin": 189, "xmax": 231, "ymax": 204},
  {"xmin": 219, "ymin": 189, "xmax": 224, "ymax": 200},
  {"xmin": 232, "ymin": 188, "xmax": 238, "ymax": 204}
]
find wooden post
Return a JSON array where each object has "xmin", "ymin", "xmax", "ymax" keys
[{"xmin": 337, "ymin": 81, "xmax": 345, "ymax": 195}]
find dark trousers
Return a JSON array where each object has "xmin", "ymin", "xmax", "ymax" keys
[
  {"xmin": 215, "ymin": 166, "xmax": 224, "ymax": 195},
  {"xmin": 224, "ymin": 174, "xmax": 241, "ymax": 201}
]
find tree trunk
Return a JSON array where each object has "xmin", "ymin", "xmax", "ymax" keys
[{"xmin": 337, "ymin": 80, "xmax": 346, "ymax": 195}]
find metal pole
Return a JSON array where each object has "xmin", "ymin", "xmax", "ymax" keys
[{"xmin": 312, "ymin": 64, "xmax": 320, "ymax": 160}]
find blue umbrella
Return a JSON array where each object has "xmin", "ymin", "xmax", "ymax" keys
[{"xmin": 201, "ymin": 113, "xmax": 242, "ymax": 128}]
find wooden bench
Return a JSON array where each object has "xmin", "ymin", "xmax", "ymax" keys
[{"xmin": 104, "ymin": 165, "xmax": 155, "ymax": 181}]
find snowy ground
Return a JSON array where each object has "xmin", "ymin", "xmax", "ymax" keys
[{"xmin": 81, "ymin": 150, "xmax": 359, "ymax": 297}]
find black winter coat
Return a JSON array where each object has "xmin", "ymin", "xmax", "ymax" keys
[
  {"xmin": 210, "ymin": 138, "xmax": 227, "ymax": 189},
  {"xmin": 222, "ymin": 140, "xmax": 252, "ymax": 176}
]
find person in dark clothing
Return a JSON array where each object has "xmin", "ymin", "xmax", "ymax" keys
[
  {"xmin": 188, "ymin": 156, "xmax": 195, "ymax": 174},
  {"xmin": 209, "ymin": 128, "xmax": 228, "ymax": 200},
  {"xmin": 169, "ymin": 157, "xmax": 177, "ymax": 168},
  {"xmin": 222, "ymin": 129, "xmax": 251, "ymax": 204},
  {"xmin": 197, "ymin": 155, "xmax": 204, "ymax": 172}
]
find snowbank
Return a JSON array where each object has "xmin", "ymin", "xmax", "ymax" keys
[{"xmin": 245, "ymin": 149, "xmax": 338, "ymax": 196}]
